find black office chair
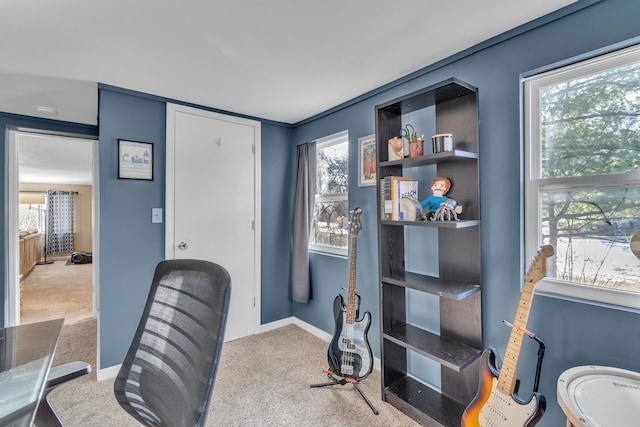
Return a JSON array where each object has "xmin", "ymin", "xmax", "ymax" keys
[{"xmin": 114, "ymin": 259, "xmax": 232, "ymax": 427}]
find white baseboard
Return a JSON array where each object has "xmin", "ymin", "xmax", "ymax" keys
[
  {"xmin": 260, "ymin": 316, "xmax": 333, "ymax": 342},
  {"xmin": 98, "ymin": 317, "xmax": 381, "ymax": 380},
  {"xmin": 97, "ymin": 363, "xmax": 120, "ymax": 382},
  {"xmin": 260, "ymin": 317, "xmax": 381, "ymax": 372},
  {"xmin": 259, "ymin": 316, "xmax": 297, "ymax": 334}
]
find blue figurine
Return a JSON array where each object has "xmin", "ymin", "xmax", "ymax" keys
[{"xmin": 421, "ymin": 177, "xmax": 463, "ymax": 220}]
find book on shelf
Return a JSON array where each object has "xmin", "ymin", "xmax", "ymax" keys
[
  {"xmin": 397, "ymin": 180, "xmax": 418, "ymax": 221},
  {"xmin": 379, "ymin": 176, "xmax": 416, "ymax": 221},
  {"xmin": 380, "ymin": 176, "xmax": 392, "ymax": 220}
]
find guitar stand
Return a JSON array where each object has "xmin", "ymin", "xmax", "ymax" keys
[
  {"xmin": 310, "ymin": 370, "xmax": 379, "ymax": 415},
  {"xmin": 502, "ymin": 320, "xmax": 546, "ymax": 394},
  {"xmin": 530, "ymin": 332, "xmax": 545, "ymax": 393}
]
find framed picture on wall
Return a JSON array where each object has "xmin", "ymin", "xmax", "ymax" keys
[
  {"xmin": 358, "ymin": 134, "xmax": 376, "ymax": 187},
  {"xmin": 118, "ymin": 139, "xmax": 153, "ymax": 180}
]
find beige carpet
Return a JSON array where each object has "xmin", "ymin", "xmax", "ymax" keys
[
  {"xmin": 48, "ymin": 319, "xmax": 421, "ymax": 427},
  {"xmin": 20, "ymin": 256, "xmax": 93, "ymax": 325}
]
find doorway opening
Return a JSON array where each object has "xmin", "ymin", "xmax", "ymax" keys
[{"xmin": 8, "ymin": 129, "xmax": 98, "ymax": 326}]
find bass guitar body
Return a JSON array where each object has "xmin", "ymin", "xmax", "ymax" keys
[
  {"xmin": 461, "ymin": 349, "xmax": 545, "ymax": 427},
  {"xmin": 327, "ymin": 294, "xmax": 373, "ymax": 380}
]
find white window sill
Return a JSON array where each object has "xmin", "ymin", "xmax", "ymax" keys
[
  {"xmin": 309, "ymin": 246, "xmax": 347, "ymax": 259},
  {"xmin": 536, "ymin": 278, "xmax": 640, "ymax": 314}
]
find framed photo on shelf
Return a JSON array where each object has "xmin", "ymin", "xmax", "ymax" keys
[
  {"xmin": 118, "ymin": 139, "xmax": 153, "ymax": 180},
  {"xmin": 358, "ymin": 134, "xmax": 376, "ymax": 187}
]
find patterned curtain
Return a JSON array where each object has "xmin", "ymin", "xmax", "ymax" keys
[{"xmin": 45, "ymin": 190, "xmax": 75, "ymax": 254}]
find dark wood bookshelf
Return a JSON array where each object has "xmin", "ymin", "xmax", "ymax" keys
[{"xmin": 375, "ymin": 78, "xmax": 482, "ymax": 425}]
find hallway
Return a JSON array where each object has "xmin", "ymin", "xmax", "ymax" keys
[{"xmin": 20, "ymin": 256, "xmax": 93, "ymax": 325}]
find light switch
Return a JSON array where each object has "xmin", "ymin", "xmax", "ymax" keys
[{"xmin": 152, "ymin": 208, "xmax": 163, "ymax": 223}]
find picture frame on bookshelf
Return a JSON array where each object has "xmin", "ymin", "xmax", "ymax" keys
[
  {"xmin": 358, "ymin": 134, "xmax": 376, "ymax": 187},
  {"xmin": 118, "ymin": 139, "xmax": 153, "ymax": 181}
]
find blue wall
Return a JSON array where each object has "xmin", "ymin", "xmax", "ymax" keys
[
  {"xmin": 292, "ymin": 1, "xmax": 640, "ymax": 425},
  {"xmin": 97, "ymin": 90, "xmax": 166, "ymax": 367},
  {"xmin": 260, "ymin": 123, "xmax": 296, "ymax": 321},
  {"xmin": 96, "ymin": 87, "xmax": 296, "ymax": 367}
]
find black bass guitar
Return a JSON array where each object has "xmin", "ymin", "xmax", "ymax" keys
[{"xmin": 327, "ymin": 207, "xmax": 373, "ymax": 380}]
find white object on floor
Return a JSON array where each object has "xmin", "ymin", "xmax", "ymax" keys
[{"xmin": 557, "ymin": 365, "xmax": 640, "ymax": 427}]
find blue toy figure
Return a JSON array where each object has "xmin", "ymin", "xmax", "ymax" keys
[{"xmin": 421, "ymin": 177, "xmax": 463, "ymax": 218}]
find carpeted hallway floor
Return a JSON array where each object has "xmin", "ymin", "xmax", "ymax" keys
[{"xmin": 20, "ymin": 256, "xmax": 93, "ymax": 325}]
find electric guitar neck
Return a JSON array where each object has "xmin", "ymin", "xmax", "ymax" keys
[{"xmin": 498, "ymin": 246, "xmax": 552, "ymax": 395}]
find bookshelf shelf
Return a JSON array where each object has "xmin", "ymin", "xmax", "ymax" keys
[
  {"xmin": 379, "ymin": 149, "xmax": 478, "ymax": 169},
  {"xmin": 383, "ymin": 323, "xmax": 481, "ymax": 371},
  {"xmin": 380, "ymin": 219, "xmax": 479, "ymax": 228},
  {"xmin": 384, "ymin": 376, "xmax": 466, "ymax": 426},
  {"xmin": 382, "ymin": 272, "xmax": 480, "ymax": 300}
]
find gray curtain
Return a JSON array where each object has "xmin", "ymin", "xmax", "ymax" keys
[
  {"xmin": 45, "ymin": 190, "xmax": 75, "ymax": 254},
  {"xmin": 291, "ymin": 142, "xmax": 316, "ymax": 304}
]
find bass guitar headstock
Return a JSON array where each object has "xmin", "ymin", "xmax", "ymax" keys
[{"xmin": 350, "ymin": 207, "xmax": 363, "ymax": 236}]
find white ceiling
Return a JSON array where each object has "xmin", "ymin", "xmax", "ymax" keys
[
  {"xmin": 2, "ymin": 0, "xmax": 576, "ymax": 184},
  {"xmin": 0, "ymin": 0, "xmax": 575, "ymax": 126},
  {"xmin": 17, "ymin": 132, "xmax": 94, "ymax": 185}
]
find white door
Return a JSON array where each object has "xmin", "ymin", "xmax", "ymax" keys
[{"xmin": 166, "ymin": 104, "xmax": 260, "ymax": 342}]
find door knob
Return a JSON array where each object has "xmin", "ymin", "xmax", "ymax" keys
[{"xmin": 178, "ymin": 242, "xmax": 188, "ymax": 250}]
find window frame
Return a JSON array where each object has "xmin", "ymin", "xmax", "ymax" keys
[
  {"xmin": 523, "ymin": 39, "xmax": 640, "ymax": 311},
  {"xmin": 309, "ymin": 130, "xmax": 349, "ymax": 257}
]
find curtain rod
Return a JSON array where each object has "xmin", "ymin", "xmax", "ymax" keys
[{"xmin": 19, "ymin": 190, "xmax": 79, "ymax": 194}]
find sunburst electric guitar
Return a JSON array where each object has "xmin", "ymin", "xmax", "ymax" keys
[
  {"xmin": 462, "ymin": 245, "xmax": 554, "ymax": 427},
  {"xmin": 327, "ymin": 207, "xmax": 373, "ymax": 380}
]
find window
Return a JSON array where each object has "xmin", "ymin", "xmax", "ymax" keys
[
  {"xmin": 309, "ymin": 131, "xmax": 349, "ymax": 256},
  {"xmin": 524, "ymin": 42, "xmax": 640, "ymax": 309},
  {"xmin": 19, "ymin": 192, "xmax": 46, "ymax": 232}
]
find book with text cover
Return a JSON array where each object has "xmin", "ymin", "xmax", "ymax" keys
[
  {"xmin": 398, "ymin": 180, "xmax": 418, "ymax": 221},
  {"xmin": 391, "ymin": 177, "xmax": 416, "ymax": 220}
]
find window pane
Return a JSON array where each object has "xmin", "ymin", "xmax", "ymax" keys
[
  {"xmin": 19, "ymin": 204, "xmax": 46, "ymax": 231},
  {"xmin": 539, "ymin": 62, "xmax": 640, "ymax": 179},
  {"xmin": 310, "ymin": 200, "xmax": 349, "ymax": 250},
  {"xmin": 310, "ymin": 132, "xmax": 348, "ymax": 255},
  {"xmin": 540, "ymin": 186, "xmax": 640, "ymax": 291},
  {"xmin": 316, "ymin": 142, "xmax": 348, "ymax": 195}
]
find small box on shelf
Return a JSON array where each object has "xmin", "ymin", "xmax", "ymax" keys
[{"xmin": 388, "ymin": 137, "xmax": 404, "ymax": 161}]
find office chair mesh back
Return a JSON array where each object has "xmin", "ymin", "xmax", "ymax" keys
[{"xmin": 114, "ymin": 259, "xmax": 231, "ymax": 427}]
